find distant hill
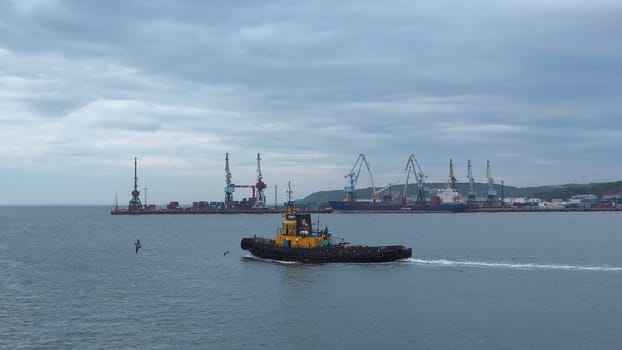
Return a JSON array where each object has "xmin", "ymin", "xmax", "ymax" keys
[
  {"xmin": 298, "ymin": 181, "xmax": 622, "ymax": 205},
  {"xmin": 532, "ymin": 181, "xmax": 622, "ymax": 201}
]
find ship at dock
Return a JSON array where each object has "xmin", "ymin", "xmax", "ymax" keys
[
  {"xmin": 241, "ymin": 184, "xmax": 412, "ymax": 263},
  {"xmin": 328, "ymin": 189, "xmax": 467, "ymax": 213},
  {"xmin": 328, "ymin": 154, "xmax": 467, "ymax": 213}
]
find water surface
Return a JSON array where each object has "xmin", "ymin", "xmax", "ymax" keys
[{"xmin": 1, "ymin": 207, "xmax": 621, "ymax": 349}]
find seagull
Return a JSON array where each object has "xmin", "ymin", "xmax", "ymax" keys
[
  {"xmin": 134, "ymin": 239, "xmax": 141, "ymax": 254},
  {"xmin": 223, "ymin": 250, "xmax": 231, "ymax": 256}
]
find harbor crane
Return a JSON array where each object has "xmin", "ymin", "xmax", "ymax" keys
[
  {"xmin": 466, "ymin": 160, "xmax": 477, "ymax": 207},
  {"xmin": 224, "ymin": 153, "xmax": 261, "ymax": 208},
  {"xmin": 403, "ymin": 154, "xmax": 427, "ymax": 206},
  {"xmin": 448, "ymin": 158, "xmax": 457, "ymax": 189},
  {"xmin": 485, "ymin": 160, "xmax": 498, "ymax": 208},
  {"xmin": 344, "ymin": 153, "xmax": 377, "ymax": 204},
  {"xmin": 225, "ymin": 153, "xmax": 234, "ymax": 208},
  {"xmin": 128, "ymin": 157, "xmax": 143, "ymax": 211},
  {"xmin": 255, "ymin": 153, "xmax": 267, "ymax": 208}
]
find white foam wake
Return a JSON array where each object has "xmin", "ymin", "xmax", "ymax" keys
[
  {"xmin": 243, "ymin": 254, "xmax": 298, "ymax": 264},
  {"xmin": 408, "ymin": 258, "xmax": 622, "ymax": 272}
]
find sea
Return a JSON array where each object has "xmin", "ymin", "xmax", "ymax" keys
[{"xmin": 1, "ymin": 206, "xmax": 622, "ymax": 349}]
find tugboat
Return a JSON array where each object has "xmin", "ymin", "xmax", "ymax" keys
[{"xmin": 240, "ymin": 183, "xmax": 412, "ymax": 263}]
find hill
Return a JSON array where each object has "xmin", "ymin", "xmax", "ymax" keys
[
  {"xmin": 299, "ymin": 181, "xmax": 622, "ymax": 205},
  {"xmin": 532, "ymin": 181, "xmax": 622, "ymax": 201}
]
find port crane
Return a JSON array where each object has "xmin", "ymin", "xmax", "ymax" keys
[
  {"xmin": 225, "ymin": 153, "xmax": 234, "ymax": 208},
  {"xmin": 466, "ymin": 160, "xmax": 477, "ymax": 207},
  {"xmin": 344, "ymin": 153, "xmax": 377, "ymax": 204},
  {"xmin": 113, "ymin": 193, "xmax": 119, "ymax": 211},
  {"xmin": 485, "ymin": 160, "xmax": 498, "ymax": 208},
  {"xmin": 403, "ymin": 154, "xmax": 427, "ymax": 206},
  {"xmin": 255, "ymin": 153, "xmax": 266, "ymax": 208},
  {"xmin": 448, "ymin": 158, "xmax": 457, "ymax": 189},
  {"xmin": 128, "ymin": 157, "xmax": 143, "ymax": 211}
]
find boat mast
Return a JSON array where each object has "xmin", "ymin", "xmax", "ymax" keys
[{"xmin": 285, "ymin": 181, "xmax": 294, "ymax": 215}]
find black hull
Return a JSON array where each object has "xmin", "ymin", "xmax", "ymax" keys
[{"xmin": 240, "ymin": 237, "xmax": 412, "ymax": 263}]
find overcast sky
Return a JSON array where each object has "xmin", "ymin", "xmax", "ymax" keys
[{"xmin": 1, "ymin": 0, "xmax": 622, "ymax": 205}]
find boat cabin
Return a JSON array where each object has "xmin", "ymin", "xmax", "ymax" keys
[{"xmin": 275, "ymin": 212, "xmax": 332, "ymax": 249}]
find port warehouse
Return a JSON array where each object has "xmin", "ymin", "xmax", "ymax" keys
[{"xmin": 507, "ymin": 195, "xmax": 620, "ymax": 209}]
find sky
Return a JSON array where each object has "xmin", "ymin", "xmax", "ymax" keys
[{"xmin": 1, "ymin": 0, "xmax": 622, "ymax": 205}]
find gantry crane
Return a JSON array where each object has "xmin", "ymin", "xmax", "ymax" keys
[
  {"xmin": 403, "ymin": 154, "xmax": 427, "ymax": 206},
  {"xmin": 344, "ymin": 153, "xmax": 377, "ymax": 204},
  {"xmin": 224, "ymin": 153, "xmax": 266, "ymax": 209}
]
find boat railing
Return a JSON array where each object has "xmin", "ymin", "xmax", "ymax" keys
[{"xmin": 254, "ymin": 237, "xmax": 275, "ymax": 245}]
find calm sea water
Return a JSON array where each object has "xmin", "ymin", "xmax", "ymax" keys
[{"xmin": 2, "ymin": 207, "xmax": 622, "ymax": 349}]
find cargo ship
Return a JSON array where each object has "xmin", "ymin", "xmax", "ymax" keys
[
  {"xmin": 328, "ymin": 188, "xmax": 467, "ymax": 213},
  {"xmin": 240, "ymin": 187, "xmax": 412, "ymax": 263}
]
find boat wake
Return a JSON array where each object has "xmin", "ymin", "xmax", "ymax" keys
[
  {"xmin": 408, "ymin": 258, "xmax": 622, "ymax": 272},
  {"xmin": 243, "ymin": 255, "xmax": 298, "ymax": 264}
]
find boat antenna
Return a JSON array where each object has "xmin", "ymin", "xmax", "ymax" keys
[
  {"xmin": 287, "ymin": 181, "xmax": 293, "ymax": 202},
  {"xmin": 286, "ymin": 181, "xmax": 294, "ymax": 214}
]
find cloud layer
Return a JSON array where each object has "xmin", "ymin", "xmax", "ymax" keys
[{"xmin": 1, "ymin": 0, "xmax": 621, "ymax": 204}]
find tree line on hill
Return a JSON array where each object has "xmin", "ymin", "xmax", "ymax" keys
[
  {"xmin": 298, "ymin": 181, "xmax": 622, "ymax": 205},
  {"xmin": 532, "ymin": 181, "xmax": 622, "ymax": 201}
]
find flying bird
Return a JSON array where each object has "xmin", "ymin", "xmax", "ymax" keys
[{"xmin": 223, "ymin": 250, "xmax": 231, "ymax": 256}]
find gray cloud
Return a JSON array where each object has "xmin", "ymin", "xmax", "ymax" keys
[{"xmin": 1, "ymin": 0, "xmax": 621, "ymax": 204}]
